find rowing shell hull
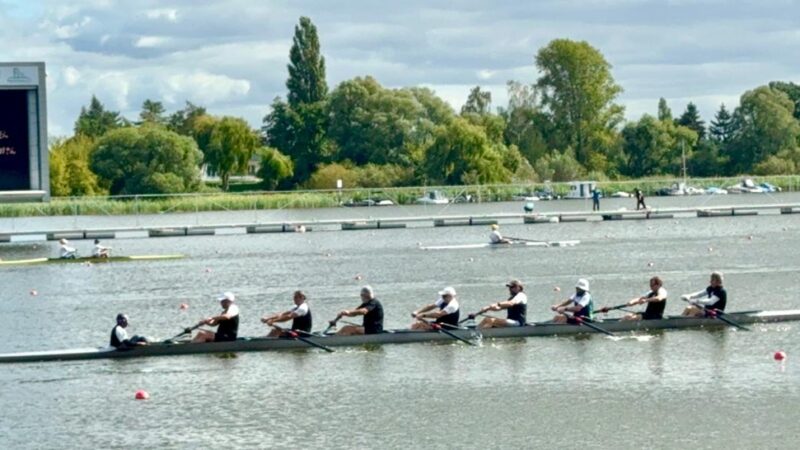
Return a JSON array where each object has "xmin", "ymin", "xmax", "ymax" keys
[
  {"xmin": 1, "ymin": 310, "xmax": 798, "ymax": 363},
  {"xmin": 420, "ymin": 240, "xmax": 580, "ymax": 250},
  {"xmin": 0, "ymin": 255, "xmax": 184, "ymax": 266}
]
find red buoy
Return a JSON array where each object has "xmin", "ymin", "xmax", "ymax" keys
[
  {"xmin": 134, "ymin": 390, "xmax": 150, "ymax": 400},
  {"xmin": 774, "ymin": 351, "xmax": 787, "ymax": 362}
]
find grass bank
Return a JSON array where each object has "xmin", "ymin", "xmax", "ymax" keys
[{"xmin": 2, "ymin": 175, "xmax": 799, "ymax": 218}]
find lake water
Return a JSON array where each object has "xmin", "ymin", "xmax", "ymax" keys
[{"xmin": 1, "ymin": 194, "xmax": 799, "ymax": 448}]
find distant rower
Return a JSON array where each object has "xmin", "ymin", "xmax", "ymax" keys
[
  {"xmin": 681, "ymin": 272, "xmax": 727, "ymax": 317},
  {"xmin": 489, "ymin": 224, "xmax": 512, "ymax": 244},
  {"xmin": 110, "ymin": 314, "xmax": 148, "ymax": 348},
  {"xmin": 552, "ymin": 278, "xmax": 593, "ymax": 323},
  {"xmin": 474, "ymin": 279, "xmax": 528, "ymax": 329},
  {"xmin": 331, "ymin": 285, "xmax": 384, "ymax": 336},
  {"xmin": 192, "ymin": 292, "xmax": 240, "ymax": 343},
  {"xmin": 620, "ymin": 276, "xmax": 667, "ymax": 321},
  {"xmin": 262, "ymin": 290, "xmax": 313, "ymax": 337},
  {"xmin": 411, "ymin": 286, "xmax": 460, "ymax": 330},
  {"xmin": 59, "ymin": 238, "xmax": 77, "ymax": 259},
  {"xmin": 92, "ymin": 239, "xmax": 111, "ymax": 258}
]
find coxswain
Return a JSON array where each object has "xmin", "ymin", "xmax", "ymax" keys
[
  {"xmin": 410, "ymin": 286, "xmax": 460, "ymax": 330},
  {"xmin": 552, "ymin": 278, "xmax": 594, "ymax": 323},
  {"xmin": 92, "ymin": 239, "xmax": 112, "ymax": 258},
  {"xmin": 681, "ymin": 272, "xmax": 727, "ymax": 317},
  {"xmin": 262, "ymin": 290, "xmax": 313, "ymax": 337},
  {"xmin": 110, "ymin": 314, "xmax": 148, "ymax": 348},
  {"xmin": 191, "ymin": 292, "xmax": 240, "ymax": 343},
  {"xmin": 474, "ymin": 279, "xmax": 528, "ymax": 329},
  {"xmin": 331, "ymin": 286, "xmax": 384, "ymax": 336},
  {"xmin": 489, "ymin": 224, "xmax": 512, "ymax": 244},
  {"xmin": 59, "ymin": 238, "xmax": 77, "ymax": 259},
  {"xmin": 618, "ymin": 276, "xmax": 667, "ymax": 321}
]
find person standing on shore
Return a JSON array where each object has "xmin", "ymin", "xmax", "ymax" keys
[
  {"xmin": 635, "ymin": 188, "xmax": 647, "ymax": 210},
  {"xmin": 592, "ymin": 188, "xmax": 601, "ymax": 211}
]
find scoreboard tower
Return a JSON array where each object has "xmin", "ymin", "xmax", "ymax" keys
[{"xmin": 0, "ymin": 62, "xmax": 48, "ymax": 202}]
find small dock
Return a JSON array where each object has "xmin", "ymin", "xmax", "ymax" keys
[{"xmin": 1, "ymin": 202, "xmax": 798, "ymax": 243}]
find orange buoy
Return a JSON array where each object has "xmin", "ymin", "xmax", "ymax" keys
[
  {"xmin": 134, "ymin": 390, "xmax": 150, "ymax": 400},
  {"xmin": 774, "ymin": 351, "xmax": 787, "ymax": 362}
]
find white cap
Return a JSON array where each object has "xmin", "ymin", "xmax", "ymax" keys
[
  {"xmin": 59, "ymin": 238, "xmax": 68, "ymax": 244},
  {"xmin": 217, "ymin": 292, "xmax": 235, "ymax": 302},
  {"xmin": 575, "ymin": 279, "xmax": 590, "ymax": 292},
  {"xmin": 438, "ymin": 286, "xmax": 457, "ymax": 297}
]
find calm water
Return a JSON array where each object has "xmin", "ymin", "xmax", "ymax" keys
[{"xmin": 1, "ymin": 196, "xmax": 799, "ymax": 449}]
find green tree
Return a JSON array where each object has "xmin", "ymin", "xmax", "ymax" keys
[
  {"xmin": 535, "ymin": 39, "xmax": 624, "ymax": 167},
  {"xmin": 657, "ymin": 98, "xmax": 672, "ymax": 122},
  {"xmin": 461, "ymin": 86, "xmax": 492, "ymax": 115},
  {"xmin": 726, "ymin": 86, "xmax": 800, "ymax": 173},
  {"xmin": 74, "ymin": 95, "xmax": 123, "ymax": 139},
  {"xmin": 91, "ymin": 126, "xmax": 202, "ymax": 195},
  {"xmin": 306, "ymin": 162, "xmax": 358, "ymax": 190},
  {"xmin": 287, "ymin": 16, "xmax": 327, "ymax": 107},
  {"xmin": 621, "ymin": 115, "xmax": 697, "ymax": 177},
  {"xmin": 139, "ymin": 99, "xmax": 167, "ymax": 125},
  {"xmin": 532, "ymin": 151, "xmax": 584, "ymax": 182},
  {"xmin": 168, "ymin": 101, "xmax": 207, "ymax": 136},
  {"xmin": 257, "ymin": 147, "xmax": 294, "ymax": 190},
  {"xmin": 709, "ymin": 103, "xmax": 736, "ymax": 143},
  {"xmin": 689, "ymin": 139, "xmax": 728, "ymax": 177},
  {"xmin": 422, "ymin": 118, "xmax": 511, "ymax": 185},
  {"xmin": 206, "ymin": 117, "xmax": 260, "ymax": 191},
  {"xmin": 49, "ymin": 136, "xmax": 106, "ymax": 196},
  {"xmin": 499, "ymin": 81, "xmax": 550, "ymax": 167},
  {"xmin": 676, "ymin": 102, "xmax": 706, "ymax": 140},
  {"xmin": 769, "ymin": 81, "xmax": 800, "ymax": 120}
]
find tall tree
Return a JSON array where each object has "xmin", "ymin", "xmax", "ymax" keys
[
  {"xmin": 205, "ymin": 117, "xmax": 260, "ymax": 191},
  {"xmin": 49, "ymin": 136, "xmax": 106, "ymax": 196},
  {"xmin": 535, "ymin": 39, "xmax": 624, "ymax": 167},
  {"xmin": 139, "ymin": 99, "xmax": 167, "ymax": 125},
  {"xmin": 709, "ymin": 103, "xmax": 735, "ymax": 143},
  {"xmin": 500, "ymin": 81, "xmax": 550, "ymax": 167},
  {"xmin": 768, "ymin": 81, "xmax": 800, "ymax": 120},
  {"xmin": 657, "ymin": 98, "xmax": 672, "ymax": 122},
  {"xmin": 74, "ymin": 95, "xmax": 123, "ymax": 139},
  {"xmin": 168, "ymin": 101, "xmax": 207, "ymax": 136},
  {"xmin": 287, "ymin": 16, "xmax": 328, "ymax": 107},
  {"xmin": 676, "ymin": 102, "xmax": 706, "ymax": 140},
  {"xmin": 461, "ymin": 86, "xmax": 492, "ymax": 115}
]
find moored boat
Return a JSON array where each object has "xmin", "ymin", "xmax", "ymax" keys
[
  {"xmin": 2, "ymin": 309, "xmax": 797, "ymax": 363},
  {"xmin": 0, "ymin": 254, "xmax": 185, "ymax": 266}
]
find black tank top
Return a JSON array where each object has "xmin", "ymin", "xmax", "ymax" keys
[
  {"xmin": 706, "ymin": 286, "xmax": 727, "ymax": 311},
  {"xmin": 507, "ymin": 294, "xmax": 527, "ymax": 324},
  {"xmin": 215, "ymin": 314, "xmax": 239, "ymax": 341},
  {"xmin": 361, "ymin": 299, "xmax": 384, "ymax": 334},
  {"xmin": 435, "ymin": 301, "xmax": 460, "ymax": 326},
  {"xmin": 291, "ymin": 304, "xmax": 313, "ymax": 332},
  {"xmin": 642, "ymin": 289, "xmax": 667, "ymax": 320},
  {"xmin": 110, "ymin": 325, "xmax": 123, "ymax": 348}
]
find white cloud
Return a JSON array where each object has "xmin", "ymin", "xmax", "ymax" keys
[
  {"xmin": 162, "ymin": 72, "xmax": 250, "ymax": 105},
  {"xmin": 134, "ymin": 36, "xmax": 170, "ymax": 48},
  {"xmin": 63, "ymin": 66, "xmax": 80, "ymax": 86},
  {"xmin": 145, "ymin": 8, "xmax": 178, "ymax": 22}
]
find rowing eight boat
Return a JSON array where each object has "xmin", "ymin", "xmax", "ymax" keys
[
  {"xmin": 0, "ymin": 255, "xmax": 185, "ymax": 266},
  {"xmin": 1, "ymin": 309, "xmax": 797, "ymax": 363},
  {"xmin": 420, "ymin": 240, "xmax": 580, "ymax": 250}
]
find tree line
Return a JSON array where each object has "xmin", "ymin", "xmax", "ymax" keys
[{"xmin": 50, "ymin": 16, "xmax": 800, "ymax": 197}]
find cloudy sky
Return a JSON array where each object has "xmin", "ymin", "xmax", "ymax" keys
[{"xmin": 1, "ymin": 0, "xmax": 798, "ymax": 136}]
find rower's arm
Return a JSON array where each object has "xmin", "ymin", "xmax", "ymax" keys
[
  {"xmin": 347, "ymin": 307, "xmax": 369, "ymax": 317},
  {"xmin": 413, "ymin": 304, "xmax": 436, "ymax": 317},
  {"xmin": 682, "ymin": 290, "xmax": 712, "ymax": 305}
]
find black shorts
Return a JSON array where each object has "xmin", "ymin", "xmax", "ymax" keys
[
  {"xmin": 641, "ymin": 312, "xmax": 663, "ymax": 320},
  {"xmin": 214, "ymin": 333, "xmax": 237, "ymax": 342}
]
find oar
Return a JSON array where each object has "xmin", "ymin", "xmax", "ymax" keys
[
  {"xmin": 459, "ymin": 311, "xmax": 485, "ymax": 324},
  {"xmin": 505, "ymin": 236, "xmax": 545, "ymax": 244},
  {"xmin": 597, "ymin": 303, "xmax": 631, "ymax": 314},
  {"xmin": 275, "ymin": 326, "xmax": 335, "ymax": 352},
  {"xmin": 429, "ymin": 322, "xmax": 476, "ymax": 346},
  {"xmin": 682, "ymin": 299, "xmax": 750, "ymax": 331},
  {"xmin": 570, "ymin": 315, "xmax": 616, "ymax": 337},
  {"xmin": 164, "ymin": 322, "xmax": 203, "ymax": 342}
]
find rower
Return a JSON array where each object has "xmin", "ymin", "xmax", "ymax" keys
[
  {"xmin": 474, "ymin": 279, "xmax": 528, "ymax": 329},
  {"xmin": 92, "ymin": 239, "xmax": 111, "ymax": 258},
  {"xmin": 552, "ymin": 278, "xmax": 593, "ymax": 323},
  {"xmin": 110, "ymin": 314, "xmax": 148, "ymax": 348},
  {"xmin": 410, "ymin": 286, "xmax": 460, "ymax": 330},
  {"xmin": 59, "ymin": 238, "xmax": 77, "ymax": 259},
  {"xmin": 681, "ymin": 272, "xmax": 727, "ymax": 317},
  {"xmin": 331, "ymin": 286, "xmax": 384, "ymax": 336},
  {"xmin": 620, "ymin": 276, "xmax": 667, "ymax": 321},
  {"xmin": 489, "ymin": 224, "xmax": 512, "ymax": 244},
  {"xmin": 262, "ymin": 290, "xmax": 313, "ymax": 337},
  {"xmin": 191, "ymin": 292, "xmax": 240, "ymax": 343}
]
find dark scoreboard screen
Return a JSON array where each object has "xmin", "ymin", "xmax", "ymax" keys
[{"xmin": 0, "ymin": 90, "xmax": 30, "ymax": 190}]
